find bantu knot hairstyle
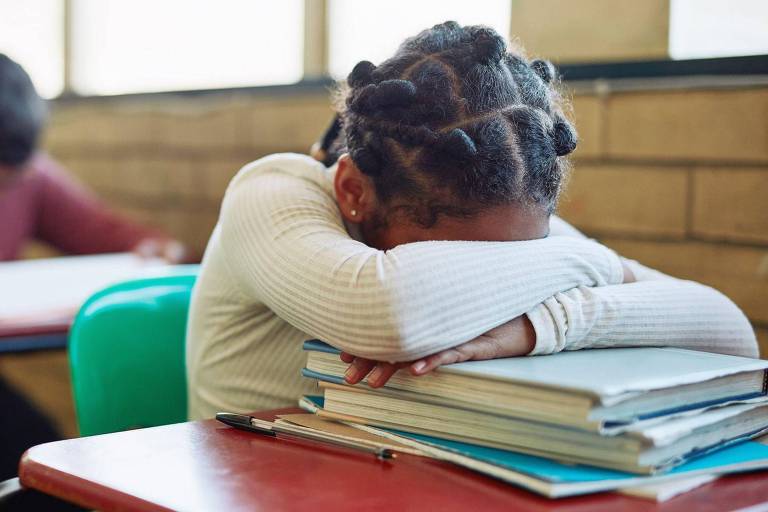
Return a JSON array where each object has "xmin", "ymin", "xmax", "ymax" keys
[
  {"xmin": 348, "ymin": 60, "xmax": 377, "ymax": 88},
  {"xmin": 332, "ymin": 22, "xmax": 578, "ymax": 227},
  {"xmin": 0, "ymin": 54, "xmax": 47, "ymax": 167},
  {"xmin": 349, "ymin": 79, "xmax": 417, "ymax": 114},
  {"xmin": 530, "ymin": 59, "xmax": 556, "ymax": 84}
]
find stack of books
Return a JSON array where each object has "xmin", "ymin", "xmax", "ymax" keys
[{"xmin": 300, "ymin": 340, "xmax": 768, "ymax": 496}]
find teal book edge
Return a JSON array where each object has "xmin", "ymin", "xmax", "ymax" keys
[
  {"xmin": 302, "ymin": 368, "xmax": 346, "ymax": 385},
  {"xmin": 304, "ymin": 339, "xmax": 340, "ymax": 354},
  {"xmin": 392, "ymin": 429, "xmax": 768, "ymax": 484},
  {"xmin": 298, "ymin": 394, "xmax": 768, "ymax": 496},
  {"xmin": 301, "ymin": 340, "xmax": 345, "ymax": 384}
]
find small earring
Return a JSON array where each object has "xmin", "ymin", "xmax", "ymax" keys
[{"xmin": 350, "ymin": 209, "xmax": 357, "ymax": 217}]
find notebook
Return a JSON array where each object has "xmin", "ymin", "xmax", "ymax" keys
[
  {"xmin": 279, "ymin": 411, "xmax": 718, "ymax": 501},
  {"xmin": 317, "ymin": 380, "xmax": 768, "ymax": 473},
  {"xmin": 303, "ymin": 339, "xmax": 768, "ymax": 431},
  {"xmin": 303, "ymin": 340, "xmax": 768, "ymax": 472},
  {"xmin": 299, "ymin": 395, "xmax": 768, "ymax": 498}
]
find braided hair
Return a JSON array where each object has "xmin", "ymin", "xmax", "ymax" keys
[{"xmin": 332, "ymin": 22, "xmax": 577, "ymax": 228}]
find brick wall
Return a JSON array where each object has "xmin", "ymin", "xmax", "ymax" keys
[
  {"xmin": 40, "ymin": 82, "xmax": 768, "ymax": 356},
  {"xmin": 561, "ymin": 84, "xmax": 768, "ymax": 356},
  {"xmin": 41, "ymin": 91, "xmax": 336, "ymax": 259}
]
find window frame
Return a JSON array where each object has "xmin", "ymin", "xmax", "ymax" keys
[{"xmin": 39, "ymin": 0, "xmax": 768, "ymax": 101}]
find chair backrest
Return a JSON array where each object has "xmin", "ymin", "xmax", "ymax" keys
[{"xmin": 68, "ymin": 266, "xmax": 199, "ymax": 436}]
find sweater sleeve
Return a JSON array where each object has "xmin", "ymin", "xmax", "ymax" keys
[
  {"xmin": 527, "ymin": 218, "xmax": 758, "ymax": 358},
  {"xmin": 217, "ymin": 155, "xmax": 625, "ymax": 361}
]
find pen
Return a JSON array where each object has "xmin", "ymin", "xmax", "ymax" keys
[{"xmin": 216, "ymin": 412, "xmax": 395, "ymax": 459}]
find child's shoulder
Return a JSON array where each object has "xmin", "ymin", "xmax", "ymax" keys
[
  {"xmin": 235, "ymin": 152, "xmax": 325, "ymax": 180},
  {"xmin": 219, "ymin": 153, "xmax": 333, "ymax": 206},
  {"xmin": 226, "ymin": 152, "xmax": 331, "ymax": 195}
]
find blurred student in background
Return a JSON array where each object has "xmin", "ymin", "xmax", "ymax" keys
[
  {"xmin": 0, "ymin": 53, "xmax": 186, "ymax": 262},
  {"xmin": 0, "ymin": 53, "xmax": 185, "ymax": 486}
]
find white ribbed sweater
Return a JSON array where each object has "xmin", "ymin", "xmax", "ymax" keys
[{"xmin": 186, "ymin": 153, "xmax": 758, "ymax": 420}]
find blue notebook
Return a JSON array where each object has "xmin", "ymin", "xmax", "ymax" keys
[{"xmin": 299, "ymin": 395, "xmax": 768, "ymax": 498}]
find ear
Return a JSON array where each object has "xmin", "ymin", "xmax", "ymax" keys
[{"xmin": 334, "ymin": 154, "xmax": 378, "ymax": 223}]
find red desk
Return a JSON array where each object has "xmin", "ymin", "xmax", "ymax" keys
[{"xmin": 19, "ymin": 408, "xmax": 768, "ymax": 512}]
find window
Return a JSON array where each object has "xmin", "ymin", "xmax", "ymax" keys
[
  {"xmin": 670, "ymin": 0, "xmax": 768, "ymax": 59},
  {"xmin": 2, "ymin": 1, "xmax": 768, "ymax": 99},
  {"xmin": 70, "ymin": 0, "xmax": 304, "ymax": 95},
  {"xmin": 0, "ymin": 0, "xmax": 64, "ymax": 99},
  {"xmin": 327, "ymin": 0, "xmax": 512, "ymax": 79}
]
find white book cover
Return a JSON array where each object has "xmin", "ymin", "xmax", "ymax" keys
[
  {"xmin": 438, "ymin": 347, "xmax": 768, "ymax": 402},
  {"xmin": 620, "ymin": 475, "xmax": 717, "ymax": 501}
]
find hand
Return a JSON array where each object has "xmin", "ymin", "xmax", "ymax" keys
[
  {"xmin": 133, "ymin": 238, "xmax": 188, "ymax": 264},
  {"xmin": 622, "ymin": 260, "xmax": 636, "ymax": 284},
  {"xmin": 341, "ymin": 315, "xmax": 536, "ymax": 388}
]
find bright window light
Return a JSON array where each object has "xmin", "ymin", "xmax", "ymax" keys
[
  {"xmin": 328, "ymin": 0, "xmax": 511, "ymax": 79},
  {"xmin": 70, "ymin": 0, "xmax": 304, "ymax": 95},
  {"xmin": 0, "ymin": 0, "xmax": 64, "ymax": 99},
  {"xmin": 670, "ymin": 0, "xmax": 768, "ymax": 59}
]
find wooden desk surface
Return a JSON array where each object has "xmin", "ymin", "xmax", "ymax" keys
[{"xmin": 19, "ymin": 408, "xmax": 768, "ymax": 512}]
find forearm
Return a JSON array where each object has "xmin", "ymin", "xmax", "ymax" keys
[
  {"xmin": 228, "ymin": 226, "xmax": 624, "ymax": 362},
  {"xmin": 220, "ymin": 156, "xmax": 625, "ymax": 362},
  {"xmin": 527, "ymin": 279, "xmax": 758, "ymax": 358},
  {"xmin": 361, "ymin": 236, "xmax": 623, "ymax": 360}
]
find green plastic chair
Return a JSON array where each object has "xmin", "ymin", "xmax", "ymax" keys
[{"xmin": 68, "ymin": 265, "xmax": 199, "ymax": 436}]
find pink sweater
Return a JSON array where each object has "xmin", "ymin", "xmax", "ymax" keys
[{"xmin": 0, "ymin": 153, "xmax": 160, "ymax": 261}]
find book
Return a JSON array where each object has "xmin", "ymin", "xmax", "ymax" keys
[
  {"xmin": 317, "ymin": 381, "xmax": 768, "ymax": 473},
  {"xmin": 298, "ymin": 395, "xmax": 768, "ymax": 498},
  {"xmin": 275, "ymin": 413, "xmax": 426, "ymax": 456},
  {"xmin": 303, "ymin": 340, "xmax": 768, "ymax": 473},
  {"xmin": 282, "ymin": 408, "xmax": 718, "ymax": 501},
  {"xmin": 303, "ymin": 339, "xmax": 768, "ymax": 431},
  {"xmin": 618, "ymin": 474, "xmax": 717, "ymax": 501}
]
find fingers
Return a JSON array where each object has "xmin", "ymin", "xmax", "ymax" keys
[
  {"xmin": 133, "ymin": 238, "xmax": 187, "ymax": 264},
  {"xmin": 162, "ymin": 240, "xmax": 188, "ymax": 264},
  {"xmin": 622, "ymin": 261, "xmax": 637, "ymax": 284},
  {"xmin": 344, "ymin": 358, "xmax": 376, "ymax": 384},
  {"xmin": 341, "ymin": 319, "xmax": 537, "ymax": 386},
  {"xmin": 409, "ymin": 336, "xmax": 498, "ymax": 376},
  {"xmin": 343, "ymin": 357, "xmax": 409, "ymax": 387},
  {"xmin": 410, "ymin": 348, "xmax": 465, "ymax": 376},
  {"xmin": 367, "ymin": 363, "xmax": 406, "ymax": 388},
  {"xmin": 133, "ymin": 239, "xmax": 159, "ymax": 259}
]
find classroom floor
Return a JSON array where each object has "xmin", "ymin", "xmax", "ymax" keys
[{"xmin": 0, "ymin": 350, "xmax": 78, "ymax": 438}]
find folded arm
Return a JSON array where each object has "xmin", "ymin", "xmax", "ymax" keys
[
  {"xmin": 218, "ymin": 155, "xmax": 624, "ymax": 361},
  {"xmin": 360, "ymin": 220, "xmax": 758, "ymax": 385},
  {"xmin": 527, "ymin": 266, "xmax": 758, "ymax": 358},
  {"xmin": 527, "ymin": 217, "xmax": 758, "ymax": 358}
]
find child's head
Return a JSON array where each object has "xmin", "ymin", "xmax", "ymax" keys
[
  {"xmin": 0, "ymin": 54, "xmax": 46, "ymax": 173},
  {"xmin": 330, "ymin": 22, "xmax": 577, "ymax": 248}
]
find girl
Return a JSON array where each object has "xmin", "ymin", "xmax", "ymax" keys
[{"xmin": 186, "ymin": 22, "xmax": 756, "ymax": 419}]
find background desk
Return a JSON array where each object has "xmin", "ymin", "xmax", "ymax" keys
[
  {"xmin": 0, "ymin": 322, "xmax": 71, "ymax": 353},
  {"xmin": 19, "ymin": 408, "xmax": 768, "ymax": 512},
  {"xmin": 0, "ymin": 254, "xmax": 174, "ymax": 353}
]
